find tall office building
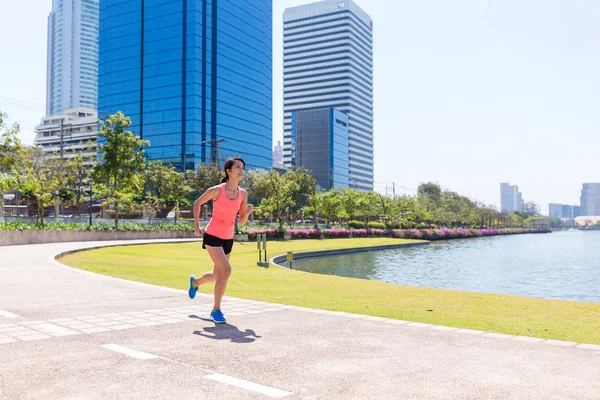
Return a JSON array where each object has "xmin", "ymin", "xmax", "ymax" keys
[
  {"xmin": 548, "ymin": 203, "xmax": 561, "ymax": 218},
  {"xmin": 98, "ymin": 0, "xmax": 272, "ymax": 171},
  {"xmin": 46, "ymin": 0, "xmax": 100, "ymax": 116},
  {"xmin": 293, "ymin": 108, "xmax": 349, "ymax": 190},
  {"xmin": 580, "ymin": 183, "xmax": 600, "ymax": 216},
  {"xmin": 283, "ymin": 0, "xmax": 374, "ymax": 191},
  {"xmin": 273, "ymin": 141, "xmax": 284, "ymax": 168},
  {"xmin": 500, "ymin": 182, "xmax": 525, "ymax": 213},
  {"xmin": 33, "ymin": 108, "xmax": 98, "ymax": 170},
  {"xmin": 549, "ymin": 203, "xmax": 581, "ymax": 219}
]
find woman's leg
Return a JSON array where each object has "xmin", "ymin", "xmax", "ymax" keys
[
  {"xmin": 205, "ymin": 246, "xmax": 232, "ymax": 311},
  {"xmin": 193, "ymin": 265, "xmax": 218, "ymax": 287},
  {"xmin": 193, "ymin": 253, "xmax": 230, "ymax": 287}
]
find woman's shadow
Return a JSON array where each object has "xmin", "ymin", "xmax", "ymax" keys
[{"xmin": 190, "ymin": 315, "xmax": 261, "ymax": 344}]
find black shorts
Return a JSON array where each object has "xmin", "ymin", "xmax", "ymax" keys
[{"xmin": 202, "ymin": 232, "xmax": 234, "ymax": 255}]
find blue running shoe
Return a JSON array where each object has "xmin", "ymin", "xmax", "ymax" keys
[
  {"xmin": 210, "ymin": 309, "xmax": 226, "ymax": 324},
  {"xmin": 188, "ymin": 275, "xmax": 197, "ymax": 299}
]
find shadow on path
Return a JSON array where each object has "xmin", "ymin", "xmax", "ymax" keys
[{"xmin": 190, "ymin": 314, "xmax": 261, "ymax": 343}]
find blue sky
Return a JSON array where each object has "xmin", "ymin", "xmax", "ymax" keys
[{"xmin": 1, "ymin": 0, "xmax": 599, "ymax": 213}]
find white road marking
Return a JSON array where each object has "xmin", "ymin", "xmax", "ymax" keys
[
  {"xmin": 101, "ymin": 344, "xmax": 159, "ymax": 360},
  {"xmin": 204, "ymin": 373, "xmax": 293, "ymax": 398},
  {"xmin": 80, "ymin": 327, "xmax": 111, "ymax": 334},
  {"xmin": 36, "ymin": 324, "xmax": 78, "ymax": 336},
  {"xmin": 18, "ymin": 334, "xmax": 51, "ymax": 341},
  {"xmin": 0, "ymin": 310, "xmax": 18, "ymax": 318}
]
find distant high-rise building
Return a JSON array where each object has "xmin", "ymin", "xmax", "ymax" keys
[
  {"xmin": 46, "ymin": 0, "xmax": 99, "ymax": 116},
  {"xmin": 283, "ymin": 0, "xmax": 373, "ymax": 191},
  {"xmin": 34, "ymin": 108, "xmax": 98, "ymax": 168},
  {"xmin": 273, "ymin": 141, "xmax": 284, "ymax": 168},
  {"xmin": 549, "ymin": 203, "xmax": 581, "ymax": 219},
  {"xmin": 292, "ymin": 108, "xmax": 349, "ymax": 190},
  {"xmin": 580, "ymin": 183, "xmax": 600, "ymax": 216},
  {"xmin": 500, "ymin": 183, "xmax": 525, "ymax": 213},
  {"xmin": 549, "ymin": 203, "xmax": 562, "ymax": 218},
  {"xmin": 98, "ymin": 0, "xmax": 272, "ymax": 171}
]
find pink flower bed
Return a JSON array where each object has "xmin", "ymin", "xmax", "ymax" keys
[
  {"xmin": 323, "ymin": 228, "xmax": 351, "ymax": 238},
  {"xmin": 288, "ymin": 229, "xmax": 321, "ymax": 239}
]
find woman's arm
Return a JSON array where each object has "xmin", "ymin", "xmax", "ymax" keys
[
  {"xmin": 239, "ymin": 190, "xmax": 253, "ymax": 225},
  {"xmin": 193, "ymin": 186, "xmax": 219, "ymax": 235}
]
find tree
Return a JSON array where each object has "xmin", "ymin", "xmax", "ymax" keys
[
  {"xmin": 187, "ymin": 162, "xmax": 223, "ymax": 199},
  {"xmin": 0, "ymin": 112, "xmax": 23, "ymax": 221},
  {"xmin": 376, "ymin": 192, "xmax": 393, "ymax": 227},
  {"xmin": 253, "ymin": 169, "xmax": 298, "ymax": 230},
  {"xmin": 288, "ymin": 167, "xmax": 316, "ymax": 212},
  {"xmin": 358, "ymin": 191, "xmax": 382, "ymax": 227},
  {"xmin": 418, "ymin": 182, "xmax": 442, "ymax": 205},
  {"xmin": 525, "ymin": 202, "xmax": 541, "ymax": 217},
  {"xmin": 64, "ymin": 143, "xmax": 97, "ymax": 207},
  {"xmin": 417, "ymin": 182, "xmax": 443, "ymax": 226},
  {"xmin": 513, "ymin": 210, "xmax": 528, "ymax": 220},
  {"xmin": 391, "ymin": 195, "xmax": 417, "ymax": 228},
  {"xmin": 92, "ymin": 112, "xmax": 149, "ymax": 228},
  {"xmin": 314, "ymin": 190, "xmax": 340, "ymax": 228},
  {"xmin": 12, "ymin": 147, "xmax": 66, "ymax": 225},
  {"xmin": 338, "ymin": 188, "xmax": 365, "ymax": 223},
  {"xmin": 242, "ymin": 169, "xmax": 261, "ymax": 206},
  {"xmin": 143, "ymin": 161, "xmax": 192, "ymax": 222}
]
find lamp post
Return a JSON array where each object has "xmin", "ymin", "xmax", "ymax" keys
[
  {"xmin": 88, "ymin": 179, "xmax": 93, "ymax": 227},
  {"xmin": 53, "ymin": 190, "xmax": 60, "ymax": 220}
]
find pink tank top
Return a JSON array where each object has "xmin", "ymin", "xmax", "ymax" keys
[{"xmin": 205, "ymin": 183, "xmax": 243, "ymax": 240}]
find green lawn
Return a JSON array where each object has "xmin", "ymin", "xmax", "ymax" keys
[{"xmin": 59, "ymin": 238, "xmax": 600, "ymax": 345}]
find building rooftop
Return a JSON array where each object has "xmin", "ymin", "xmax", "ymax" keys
[{"xmin": 284, "ymin": 0, "xmax": 372, "ymax": 28}]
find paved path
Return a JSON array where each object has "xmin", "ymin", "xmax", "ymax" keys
[{"xmin": 0, "ymin": 240, "xmax": 598, "ymax": 399}]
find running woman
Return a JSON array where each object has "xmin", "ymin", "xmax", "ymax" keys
[{"xmin": 188, "ymin": 157, "xmax": 253, "ymax": 324}]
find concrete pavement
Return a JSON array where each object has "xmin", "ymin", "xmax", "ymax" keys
[{"xmin": 0, "ymin": 240, "xmax": 598, "ymax": 399}]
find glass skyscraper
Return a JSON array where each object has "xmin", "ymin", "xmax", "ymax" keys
[
  {"xmin": 46, "ymin": 0, "xmax": 100, "ymax": 116},
  {"xmin": 283, "ymin": 0, "xmax": 373, "ymax": 191},
  {"xmin": 98, "ymin": 0, "xmax": 272, "ymax": 171},
  {"xmin": 292, "ymin": 108, "xmax": 349, "ymax": 190},
  {"xmin": 580, "ymin": 183, "xmax": 600, "ymax": 216}
]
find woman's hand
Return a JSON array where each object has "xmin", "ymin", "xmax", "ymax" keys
[{"xmin": 194, "ymin": 227, "xmax": 203, "ymax": 237}]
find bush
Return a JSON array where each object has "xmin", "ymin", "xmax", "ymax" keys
[
  {"xmin": 288, "ymin": 228, "xmax": 321, "ymax": 239},
  {"xmin": 405, "ymin": 229, "xmax": 424, "ymax": 239},
  {"xmin": 469, "ymin": 229, "xmax": 483, "ymax": 237},
  {"xmin": 368, "ymin": 229, "xmax": 389, "ymax": 237},
  {"xmin": 323, "ymin": 228, "xmax": 350, "ymax": 238},
  {"xmin": 247, "ymin": 228, "xmax": 280, "ymax": 240},
  {"xmin": 390, "ymin": 228, "xmax": 548, "ymax": 241},
  {"xmin": 368, "ymin": 221, "xmax": 386, "ymax": 230},
  {"xmin": 0, "ymin": 221, "xmax": 194, "ymax": 232},
  {"xmin": 350, "ymin": 228, "xmax": 369, "ymax": 237},
  {"xmin": 348, "ymin": 220, "xmax": 365, "ymax": 229}
]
